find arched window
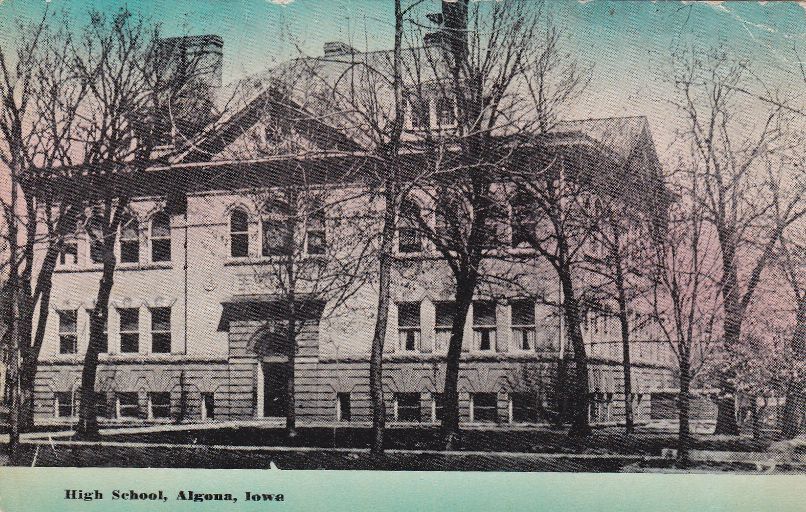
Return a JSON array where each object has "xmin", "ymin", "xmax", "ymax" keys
[
  {"xmin": 119, "ymin": 212, "xmax": 140, "ymax": 263},
  {"xmin": 262, "ymin": 201, "xmax": 292, "ymax": 257},
  {"xmin": 510, "ymin": 192, "xmax": 536, "ymax": 248},
  {"xmin": 58, "ymin": 213, "xmax": 80, "ymax": 266},
  {"xmin": 150, "ymin": 211, "xmax": 171, "ymax": 262},
  {"xmin": 305, "ymin": 199, "xmax": 326, "ymax": 255},
  {"xmin": 230, "ymin": 208, "xmax": 249, "ymax": 258},
  {"xmin": 86, "ymin": 214, "xmax": 105, "ymax": 264},
  {"xmin": 398, "ymin": 199, "xmax": 422, "ymax": 254}
]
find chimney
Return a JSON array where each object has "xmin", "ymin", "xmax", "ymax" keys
[
  {"xmin": 156, "ymin": 35, "xmax": 224, "ymax": 146},
  {"xmin": 323, "ymin": 41, "xmax": 360, "ymax": 58},
  {"xmin": 424, "ymin": 1, "xmax": 468, "ymax": 54}
]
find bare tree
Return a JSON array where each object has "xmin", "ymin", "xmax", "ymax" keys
[
  {"xmin": 583, "ymin": 198, "xmax": 653, "ymax": 435},
  {"xmin": 777, "ymin": 191, "xmax": 804, "ymax": 439},
  {"xmin": 398, "ymin": 0, "xmax": 542, "ymax": 448},
  {"xmin": 237, "ymin": 176, "xmax": 374, "ymax": 438},
  {"xmin": 646, "ymin": 163, "xmax": 722, "ymax": 466},
  {"xmin": 70, "ymin": 9, "xmax": 224, "ymax": 438},
  {"xmin": 672, "ymin": 48, "xmax": 805, "ymax": 435},
  {"xmin": 0, "ymin": 11, "xmax": 87, "ymax": 444}
]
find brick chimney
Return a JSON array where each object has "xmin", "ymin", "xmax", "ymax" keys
[
  {"xmin": 424, "ymin": 0, "xmax": 468, "ymax": 55},
  {"xmin": 155, "ymin": 35, "xmax": 224, "ymax": 146}
]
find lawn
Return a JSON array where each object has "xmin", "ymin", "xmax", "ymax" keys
[
  {"xmin": 6, "ymin": 443, "xmax": 637, "ymax": 471},
  {"xmin": 96, "ymin": 425, "xmax": 771, "ymax": 455}
]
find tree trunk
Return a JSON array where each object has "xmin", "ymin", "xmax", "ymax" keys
[
  {"xmin": 559, "ymin": 270, "xmax": 591, "ymax": 438},
  {"xmin": 441, "ymin": 276, "xmax": 475, "ymax": 450},
  {"xmin": 715, "ymin": 238, "xmax": 741, "ymax": 435},
  {"xmin": 554, "ymin": 356, "xmax": 569, "ymax": 427},
  {"xmin": 17, "ymin": 366, "xmax": 35, "ymax": 432},
  {"xmin": 781, "ymin": 295, "xmax": 805, "ymax": 439},
  {"xmin": 6, "ymin": 155, "xmax": 21, "ymax": 462},
  {"xmin": 613, "ymin": 247, "xmax": 634, "ymax": 435},
  {"xmin": 77, "ymin": 207, "xmax": 122, "ymax": 440},
  {"xmin": 285, "ymin": 298, "xmax": 297, "ymax": 439},
  {"xmin": 17, "ymin": 237, "xmax": 65, "ymax": 432},
  {"xmin": 369, "ymin": 178, "xmax": 397, "ymax": 455},
  {"xmin": 76, "ymin": 261, "xmax": 115, "ymax": 440},
  {"xmin": 677, "ymin": 356, "xmax": 691, "ymax": 468},
  {"xmin": 751, "ymin": 400, "xmax": 763, "ymax": 441}
]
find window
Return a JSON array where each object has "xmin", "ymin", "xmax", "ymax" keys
[
  {"xmin": 472, "ymin": 301, "xmax": 496, "ymax": 351},
  {"xmin": 435, "ymin": 302, "xmax": 455, "ymax": 352},
  {"xmin": 58, "ymin": 215, "xmax": 80, "ymax": 265},
  {"xmin": 306, "ymin": 200, "xmax": 326, "ymax": 255},
  {"xmin": 432, "ymin": 393, "xmax": 444, "ymax": 422},
  {"xmin": 119, "ymin": 213, "xmax": 140, "ymax": 263},
  {"xmin": 436, "ymin": 95, "xmax": 456, "ymax": 127},
  {"xmin": 336, "ymin": 392, "xmax": 351, "ymax": 422},
  {"xmin": 471, "ymin": 393, "xmax": 498, "ymax": 423},
  {"xmin": 150, "ymin": 211, "xmax": 171, "ymax": 262},
  {"xmin": 477, "ymin": 196, "xmax": 502, "ymax": 249},
  {"xmin": 511, "ymin": 300, "xmax": 535, "ymax": 351},
  {"xmin": 510, "ymin": 193, "xmax": 536, "ymax": 248},
  {"xmin": 95, "ymin": 391, "xmax": 109, "ymax": 419},
  {"xmin": 201, "ymin": 393, "xmax": 215, "ymax": 421},
  {"xmin": 397, "ymin": 302, "xmax": 421, "ymax": 352},
  {"xmin": 589, "ymin": 392, "xmax": 613, "ymax": 423},
  {"xmin": 86, "ymin": 308, "xmax": 108, "ymax": 354},
  {"xmin": 86, "ymin": 215, "xmax": 105, "ymax": 264},
  {"xmin": 230, "ymin": 208, "xmax": 249, "ymax": 258},
  {"xmin": 119, "ymin": 308, "xmax": 140, "ymax": 353},
  {"xmin": 262, "ymin": 201, "xmax": 292, "ymax": 257},
  {"xmin": 58, "ymin": 310, "xmax": 78, "ymax": 354},
  {"xmin": 150, "ymin": 307, "xmax": 171, "ymax": 353},
  {"xmin": 398, "ymin": 199, "xmax": 422, "ymax": 253},
  {"xmin": 59, "ymin": 241, "xmax": 78, "ymax": 265},
  {"xmin": 116, "ymin": 392, "xmax": 140, "ymax": 418},
  {"xmin": 148, "ymin": 392, "xmax": 171, "ymax": 419},
  {"xmin": 55, "ymin": 391, "xmax": 75, "ymax": 418},
  {"xmin": 409, "ymin": 96, "xmax": 430, "ymax": 130},
  {"xmin": 394, "ymin": 393, "xmax": 421, "ymax": 422},
  {"xmin": 434, "ymin": 189, "xmax": 458, "ymax": 242},
  {"xmin": 510, "ymin": 392, "xmax": 539, "ymax": 423}
]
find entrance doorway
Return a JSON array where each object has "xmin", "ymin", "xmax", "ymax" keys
[{"xmin": 262, "ymin": 362, "xmax": 288, "ymax": 417}]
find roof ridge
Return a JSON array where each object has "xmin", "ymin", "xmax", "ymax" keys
[{"xmin": 559, "ymin": 115, "xmax": 648, "ymax": 123}]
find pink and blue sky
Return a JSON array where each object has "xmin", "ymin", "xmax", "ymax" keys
[{"xmin": 1, "ymin": 0, "xmax": 804, "ymax": 157}]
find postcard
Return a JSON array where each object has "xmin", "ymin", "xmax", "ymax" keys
[{"xmin": 0, "ymin": 1, "xmax": 803, "ymax": 511}]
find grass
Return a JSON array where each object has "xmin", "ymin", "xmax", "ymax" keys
[
  {"xmin": 6, "ymin": 443, "xmax": 637, "ymax": 471},
  {"xmin": 94, "ymin": 425, "xmax": 772, "ymax": 455}
]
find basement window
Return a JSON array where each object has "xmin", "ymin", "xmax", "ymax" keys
[
  {"xmin": 336, "ymin": 392, "xmax": 351, "ymax": 422},
  {"xmin": 394, "ymin": 393, "xmax": 421, "ymax": 422},
  {"xmin": 148, "ymin": 392, "xmax": 171, "ymax": 419},
  {"xmin": 116, "ymin": 392, "xmax": 140, "ymax": 419},
  {"xmin": 471, "ymin": 393, "xmax": 498, "ymax": 423},
  {"xmin": 54, "ymin": 391, "xmax": 75, "ymax": 418},
  {"xmin": 509, "ymin": 392, "xmax": 539, "ymax": 423}
]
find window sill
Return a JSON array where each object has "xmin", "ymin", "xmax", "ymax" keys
[
  {"xmin": 55, "ymin": 262, "xmax": 173, "ymax": 273},
  {"xmin": 224, "ymin": 255, "xmax": 327, "ymax": 266}
]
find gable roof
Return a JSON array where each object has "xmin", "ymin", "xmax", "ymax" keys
[{"xmin": 553, "ymin": 116, "xmax": 653, "ymax": 162}]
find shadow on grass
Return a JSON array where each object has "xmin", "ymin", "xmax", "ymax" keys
[{"xmin": 95, "ymin": 426, "xmax": 771, "ymax": 455}]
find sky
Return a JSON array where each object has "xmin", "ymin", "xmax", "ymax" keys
[{"xmin": 0, "ymin": 0, "xmax": 804, "ymax": 158}]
